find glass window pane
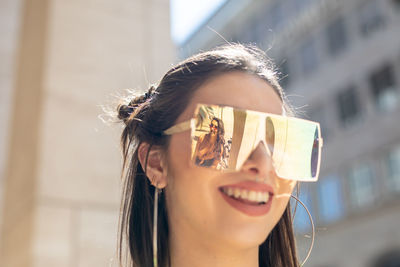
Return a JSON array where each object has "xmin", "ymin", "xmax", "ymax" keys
[
  {"xmin": 292, "ymin": 186, "xmax": 314, "ymax": 233},
  {"xmin": 336, "ymin": 86, "xmax": 361, "ymax": 127},
  {"xmin": 393, "ymin": 0, "xmax": 400, "ymax": 10},
  {"xmin": 386, "ymin": 144, "xmax": 400, "ymax": 192},
  {"xmin": 369, "ymin": 64, "xmax": 399, "ymax": 112},
  {"xmin": 348, "ymin": 163, "xmax": 375, "ymax": 208},
  {"xmin": 318, "ymin": 175, "xmax": 345, "ymax": 223},
  {"xmin": 359, "ymin": 0, "xmax": 385, "ymax": 37},
  {"xmin": 326, "ymin": 16, "xmax": 348, "ymax": 56}
]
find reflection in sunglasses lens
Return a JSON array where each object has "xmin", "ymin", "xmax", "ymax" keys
[{"xmin": 266, "ymin": 117, "xmax": 275, "ymax": 156}]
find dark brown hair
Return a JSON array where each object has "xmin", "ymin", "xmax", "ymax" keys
[{"xmin": 116, "ymin": 44, "xmax": 299, "ymax": 267}]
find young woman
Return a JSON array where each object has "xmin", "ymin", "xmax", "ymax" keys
[
  {"xmin": 193, "ymin": 117, "xmax": 225, "ymax": 168},
  {"xmin": 116, "ymin": 44, "xmax": 322, "ymax": 267}
]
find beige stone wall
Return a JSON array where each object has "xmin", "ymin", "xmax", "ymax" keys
[
  {"xmin": 0, "ymin": 0, "xmax": 174, "ymax": 266},
  {"xmin": 0, "ymin": 0, "xmax": 23, "ymax": 243}
]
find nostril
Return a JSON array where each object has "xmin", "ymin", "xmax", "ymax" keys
[{"xmin": 249, "ymin": 167, "xmax": 259, "ymax": 174}]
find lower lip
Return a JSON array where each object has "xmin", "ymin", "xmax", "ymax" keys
[{"xmin": 219, "ymin": 190, "xmax": 273, "ymax": 216}]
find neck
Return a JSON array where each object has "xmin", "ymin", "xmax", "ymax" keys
[
  {"xmin": 169, "ymin": 226, "xmax": 259, "ymax": 267},
  {"xmin": 209, "ymin": 133, "xmax": 217, "ymax": 141}
]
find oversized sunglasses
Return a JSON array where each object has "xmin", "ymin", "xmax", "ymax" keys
[
  {"xmin": 209, "ymin": 123, "xmax": 218, "ymax": 129},
  {"xmin": 164, "ymin": 104, "xmax": 323, "ymax": 182}
]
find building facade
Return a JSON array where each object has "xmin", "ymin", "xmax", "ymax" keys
[
  {"xmin": 180, "ymin": 0, "xmax": 400, "ymax": 266},
  {"xmin": 0, "ymin": 0, "xmax": 174, "ymax": 266}
]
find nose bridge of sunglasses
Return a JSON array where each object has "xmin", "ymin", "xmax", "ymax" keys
[
  {"xmin": 256, "ymin": 115, "xmax": 273, "ymax": 157},
  {"xmin": 234, "ymin": 113, "xmax": 274, "ymax": 170}
]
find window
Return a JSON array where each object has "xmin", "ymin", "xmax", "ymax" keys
[
  {"xmin": 348, "ymin": 163, "xmax": 376, "ymax": 208},
  {"xmin": 300, "ymin": 37, "xmax": 319, "ymax": 75},
  {"xmin": 318, "ymin": 175, "xmax": 345, "ymax": 223},
  {"xmin": 369, "ymin": 64, "xmax": 399, "ymax": 112},
  {"xmin": 337, "ymin": 86, "xmax": 361, "ymax": 127},
  {"xmin": 292, "ymin": 186, "xmax": 314, "ymax": 233},
  {"xmin": 359, "ymin": 0, "xmax": 385, "ymax": 37},
  {"xmin": 392, "ymin": 0, "xmax": 400, "ymax": 11},
  {"xmin": 386, "ymin": 144, "xmax": 400, "ymax": 192},
  {"xmin": 371, "ymin": 248, "xmax": 400, "ymax": 267},
  {"xmin": 326, "ymin": 16, "xmax": 348, "ymax": 56}
]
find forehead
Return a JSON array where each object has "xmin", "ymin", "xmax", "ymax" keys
[{"xmin": 176, "ymin": 71, "xmax": 283, "ymax": 123}]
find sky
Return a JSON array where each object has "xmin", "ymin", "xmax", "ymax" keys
[{"xmin": 170, "ymin": 0, "xmax": 227, "ymax": 45}]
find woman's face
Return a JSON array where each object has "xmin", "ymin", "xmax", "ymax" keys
[
  {"xmin": 165, "ymin": 71, "xmax": 296, "ymax": 251},
  {"xmin": 210, "ymin": 119, "xmax": 218, "ymax": 135}
]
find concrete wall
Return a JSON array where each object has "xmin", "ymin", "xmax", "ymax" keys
[
  {"xmin": 0, "ymin": 0, "xmax": 174, "ymax": 266},
  {"xmin": 0, "ymin": 0, "xmax": 23, "ymax": 245}
]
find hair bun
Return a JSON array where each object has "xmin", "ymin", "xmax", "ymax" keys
[
  {"xmin": 117, "ymin": 104, "xmax": 134, "ymax": 122},
  {"xmin": 117, "ymin": 85, "xmax": 158, "ymax": 124},
  {"xmin": 129, "ymin": 85, "xmax": 157, "ymax": 106}
]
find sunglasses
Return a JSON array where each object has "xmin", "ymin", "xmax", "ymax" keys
[
  {"xmin": 210, "ymin": 123, "xmax": 218, "ymax": 129},
  {"xmin": 164, "ymin": 103, "xmax": 323, "ymax": 182}
]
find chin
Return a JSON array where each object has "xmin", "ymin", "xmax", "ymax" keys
[
  {"xmin": 221, "ymin": 229, "xmax": 269, "ymax": 251},
  {"xmin": 213, "ymin": 216, "xmax": 273, "ymax": 250}
]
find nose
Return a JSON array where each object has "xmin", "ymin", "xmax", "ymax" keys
[{"xmin": 240, "ymin": 141, "xmax": 275, "ymax": 179}]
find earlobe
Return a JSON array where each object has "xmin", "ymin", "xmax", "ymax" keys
[{"xmin": 138, "ymin": 142, "xmax": 168, "ymax": 188}]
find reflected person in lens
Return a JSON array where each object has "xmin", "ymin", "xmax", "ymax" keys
[{"xmin": 194, "ymin": 117, "xmax": 225, "ymax": 168}]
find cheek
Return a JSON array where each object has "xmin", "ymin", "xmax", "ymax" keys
[
  {"xmin": 165, "ymin": 133, "xmax": 213, "ymax": 222},
  {"xmin": 167, "ymin": 131, "xmax": 192, "ymax": 171},
  {"xmin": 166, "ymin": 133, "xmax": 237, "ymax": 241},
  {"xmin": 270, "ymin": 179, "xmax": 296, "ymax": 220},
  {"xmin": 165, "ymin": 132, "xmax": 192, "ymax": 206},
  {"xmin": 276, "ymin": 179, "xmax": 297, "ymax": 197}
]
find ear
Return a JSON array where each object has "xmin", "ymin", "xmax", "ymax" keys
[{"xmin": 138, "ymin": 142, "xmax": 168, "ymax": 189}]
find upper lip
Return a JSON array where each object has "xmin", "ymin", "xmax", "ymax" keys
[{"xmin": 219, "ymin": 180, "xmax": 274, "ymax": 195}]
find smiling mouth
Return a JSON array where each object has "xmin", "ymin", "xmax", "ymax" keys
[
  {"xmin": 218, "ymin": 182, "xmax": 274, "ymax": 216},
  {"xmin": 220, "ymin": 187, "xmax": 270, "ymax": 205}
]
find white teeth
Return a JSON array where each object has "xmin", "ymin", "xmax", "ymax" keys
[
  {"xmin": 241, "ymin": 190, "xmax": 248, "ymax": 199},
  {"xmin": 234, "ymin": 188, "xmax": 241, "ymax": 198},
  {"xmin": 256, "ymin": 192, "xmax": 263, "ymax": 202},
  {"xmin": 227, "ymin": 187, "xmax": 233, "ymax": 196},
  {"xmin": 248, "ymin": 191, "xmax": 257, "ymax": 201},
  {"xmin": 222, "ymin": 187, "xmax": 270, "ymax": 203}
]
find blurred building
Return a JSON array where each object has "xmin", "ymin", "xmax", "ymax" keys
[
  {"xmin": 180, "ymin": 0, "xmax": 400, "ymax": 266},
  {"xmin": 0, "ymin": 0, "xmax": 174, "ymax": 266}
]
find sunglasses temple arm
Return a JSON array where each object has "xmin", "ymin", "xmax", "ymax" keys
[{"xmin": 163, "ymin": 119, "xmax": 193, "ymax": 135}]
